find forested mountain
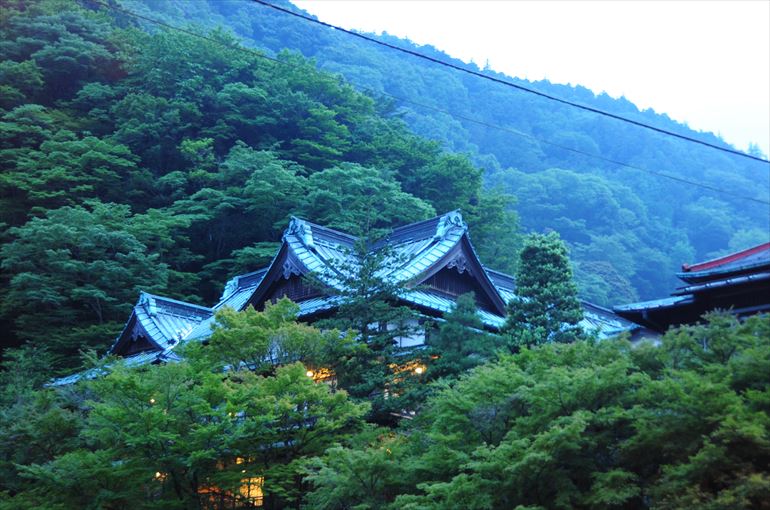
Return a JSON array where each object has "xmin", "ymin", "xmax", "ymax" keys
[
  {"xmin": 2, "ymin": 3, "xmax": 770, "ymax": 507},
  {"xmin": 118, "ymin": 0, "xmax": 770, "ymax": 306},
  {"xmin": 0, "ymin": 0, "xmax": 517, "ymax": 365},
  {"xmin": 1, "ymin": 0, "xmax": 767, "ymax": 367}
]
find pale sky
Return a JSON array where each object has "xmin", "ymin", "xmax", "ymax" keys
[{"xmin": 293, "ymin": 0, "xmax": 770, "ymax": 157}]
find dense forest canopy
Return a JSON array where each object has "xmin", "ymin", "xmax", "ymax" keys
[
  {"xmin": 2, "ymin": 307, "xmax": 768, "ymax": 509},
  {"xmin": 116, "ymin": 0, "xmax": 769, "ymax": 306},
  {"xmin": 1, "ymin": 0, "xmax": 767, "ymax": 367},
  {"xmin": 1, "ymin": 2, "xmax": 769, "ymax": 508},
  {"xmin": 0, "ymin": 0, "xmax": 518, "ymax": 365}
]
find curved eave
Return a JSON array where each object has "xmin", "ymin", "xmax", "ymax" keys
[
  {"xmin": 109, "ymin": 293, "xmax": 213, "ymax": 356},
  {"xmin": 613, "ymin": 295, "xmax": 695, "ymax": 332},
  {"xmin": 674, "ymin": 270, "xmax": 770, "ymax": 290}
]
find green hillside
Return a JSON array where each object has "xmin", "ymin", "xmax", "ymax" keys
[
  {"xmin": 119, "ymin": 0, "xmax": 770, "ymax": 305},
  {"xmin": 0, "ymin": 0, "xmax": 516, "ymax": 365}
]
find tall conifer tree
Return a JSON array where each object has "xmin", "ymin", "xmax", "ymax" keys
[{"xmin": 504, "ymin": 232, "xmax": 584, "ymax": 347}]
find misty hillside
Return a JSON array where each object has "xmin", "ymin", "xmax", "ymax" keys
[
  {"xmin": 1, "ymin": 0, "xmax": 767, "ymax": 364},
  {"xmin": 2, "ymin": 4, "xmax": 770, "ymax": 507},
  {"xmin": 118, "ymin": 0, "xmax": 770, "ymax": 306}
]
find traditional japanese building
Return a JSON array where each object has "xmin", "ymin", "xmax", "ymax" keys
[
  {"xmin": 53, "ymin": 211, "xmax": 634, "ymax": 385},
  {"xmin": 614, "ymin": 242, "xmax": 770, "ymax": 332}
]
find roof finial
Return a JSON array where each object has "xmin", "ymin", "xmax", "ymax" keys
[
  {"xmin": 138, "ymin": 292, "xmax": 157, "ymax": 317},
  {"xmin": 284, "ymin": 216, "xmax": 315, "ymax": 249},
  {"xmin": 434, "ymin": 210, "xmax": 466, "ymax": 240}
]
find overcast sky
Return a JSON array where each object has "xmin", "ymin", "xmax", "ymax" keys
[{"xmin": 293, "ymin": 0, "xmax": 770, "ymax": 157}]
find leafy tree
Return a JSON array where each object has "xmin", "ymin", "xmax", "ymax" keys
[
  {"xmin": 1, "ymin": 304, "xmax": 369, "ymax": 510},
  {"xmin": 5, "ymin": 134, "xmax": 142, "ymax": 215},
  {"xmin": 304, "ymin": 428, "xmax": 412, "ymax": 510},
  {"xmin": 504, "ymin": 232, "xmax": 584, "ymax": 347},
  {"xmin": 110, "ymin": 92, "xmax": 201, "ymax": 172},
  {"xmin": 1, "ymin": 202, "xmax": 170, "ymax": 362},
  {"xmin": 425, "ymin": 292, "xmax": 498, "ymax": 381},
  {"xmin": 0, "ymin": 59, "xmax": 43, "ymax": 108},
  {"xmin": 404, "ymin": 153, "xmax": 482, "ymax": 214},
  {"xmin": 298, "ymin": 163, "xmax": 435, "ymax": 237},
  {"xmin": 463, "ymin": 189, "xmax": 520, "ymax": 274},
  {"xmin": 194, "ymin": 298, "xmax": 364, "ymax": 379},
  {"xmin": 315, "ymin": 237, "xmax": 423, "ymax": 425},
  {"xmin": 0, "ymin": 103, "xmax": 53, "ymax": 150},
  {"xmin": 0, "ymin": 345, "xmax": 85, "ymax": 497},
  {"xmin": 305, "ymin": 313, "xmax": 770, "ymax": 510}
]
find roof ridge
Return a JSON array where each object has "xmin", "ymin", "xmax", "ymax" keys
[
  {"xmin": 138, "ymin": 291, "xmax": 213, "ymax": 314},
  {"xmin": 682, "ymin": 242, "xmax": 770, "ymax": 273},
  {"xmin": 284, "ymin": 216, "xmax": 358, "ymax": 249},
  {"xmin": 374, "ymin": 210, "xmax": 466, "ymax": 250}
]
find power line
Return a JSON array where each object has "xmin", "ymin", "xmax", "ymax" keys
[
  {"xmin": 88, "ymin": 0, "xmax": 770, "ymax": 206},
  {"xmin": 252, "ymin": 0, "xmax": 770, "ymax": 166},
  {"xmin": 371, "ymin": 91, "xmax": 770, "ymax": 205}
]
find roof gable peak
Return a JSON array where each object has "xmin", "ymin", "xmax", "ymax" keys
[{"xmin": 434, "ymin": 210, "xmax": 466, "ymax": 241}]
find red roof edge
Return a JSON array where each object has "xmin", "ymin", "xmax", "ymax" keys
[{"xmin": 682, "ymin": 242, "xmax": 770, "ymax": 272}]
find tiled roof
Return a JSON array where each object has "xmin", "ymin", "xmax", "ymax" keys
[
  {"xmin": 580, "ymin": 301, "xmax": 638, "ymax": 337},
  {"xmin": 53, "ymin": 211, "xmax": 637, "ymax": 385},
  {"xmin": 109, "ymin": 292, "xmax": 213, "ymax": 355},
  {"xmin": 678, "ymin": 242, "xmax": 770, "ymax": 283},
  {"xmin": 614, "ymin": 295, "xmax": 694, "ymax": 313},
  {"xmin": 673, "ymin": 271, "xmax": 770, "ymax": 296},
  {"xmin": 403, "ymin": 289, "xmax": 506, "ymax": 329}
]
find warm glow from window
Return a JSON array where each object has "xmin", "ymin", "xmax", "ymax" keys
[
  {"xmin": 149, "ymin": 398, "xmax": 156, "ymax": 404},
  {"xmin": 389, "ymin": 360, "xmax": 428, "ymax": 377},
  {"xmin": 305, "ymin": 367, "xmax": 335, "ymax": 382},
  {"xmin": 239, "ymin": 476, "xmax": 264, "ymax": 505},
  {"xmin": 197, "ymin": 468, "xmax": 263, "ymax": 507}
]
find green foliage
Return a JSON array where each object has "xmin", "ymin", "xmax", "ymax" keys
[
  {"xmin": 1, "ymin": 306, "xmax": 368, "ymax": 509},
  {"xmin": 193, "ymin": 298, "xmax": 363, "ymax": 378},
  {"xmin": 305, "ymin": 313, "xmax": 770, "ymax": 510},
  {"xmin": 0, "ymin": 346, "xmax": 85, "ymax": 498},
  {"xmin": 304, "ymin": 429, "xmax": 412, "ymax": 510},
  {"xmin": 299, "ymin": 163, "xmax": 435, "ymax": 236},
  {"xmin": 1, "ymin": 202, "xmax": 170, "ymax": 362},
  {"xmin": 135, "ymin": 0, "xmax": 768, "ymax": 306},
  {"xmin": 504, "ymin": 232, "xmax": 584, "ymax": 347},
  {"xmin": 426, "ymin": 292, "xmax": 499, "ymax": 380},
  {"xmin": 1, "ymin": 0, "xmax": 512, "ymax": 368},
  {"xmin": 314, "ymin": 238, "xmax": 423, "ymax": 425}
]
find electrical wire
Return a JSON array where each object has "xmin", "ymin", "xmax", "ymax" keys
[
  {"xmin": 252, "ymin": 0, "xmax": 770, "ymax": 165},
  {"xmin": 87, "ymin": 0, "xmax": 770, "ymax": 206},
  {"xmin": 369, "ymin": 90, "xmax": 770, "ymax": 205}
]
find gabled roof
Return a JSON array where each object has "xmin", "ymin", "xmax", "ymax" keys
[
  {"xmin": 616, "ymin": 241, "xmax": 770, "ymax": 332},
  {"xmin": 109, "ymin": 292, "xmax": 213, "ymax": 356},
  {"xmin": 242, "ymin": 210, "xmax": 507, "ymax": 316},
  {"xmin": 53, "ymin": 211, "xmax": 638, "ymax": 386},
  {"xmin": 677, "ymin": 242, "xmax": 770, "ymax": 283},
  {"xmin": 216, "ymin": 267, "xmax": 269, "ymax": 310}
]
